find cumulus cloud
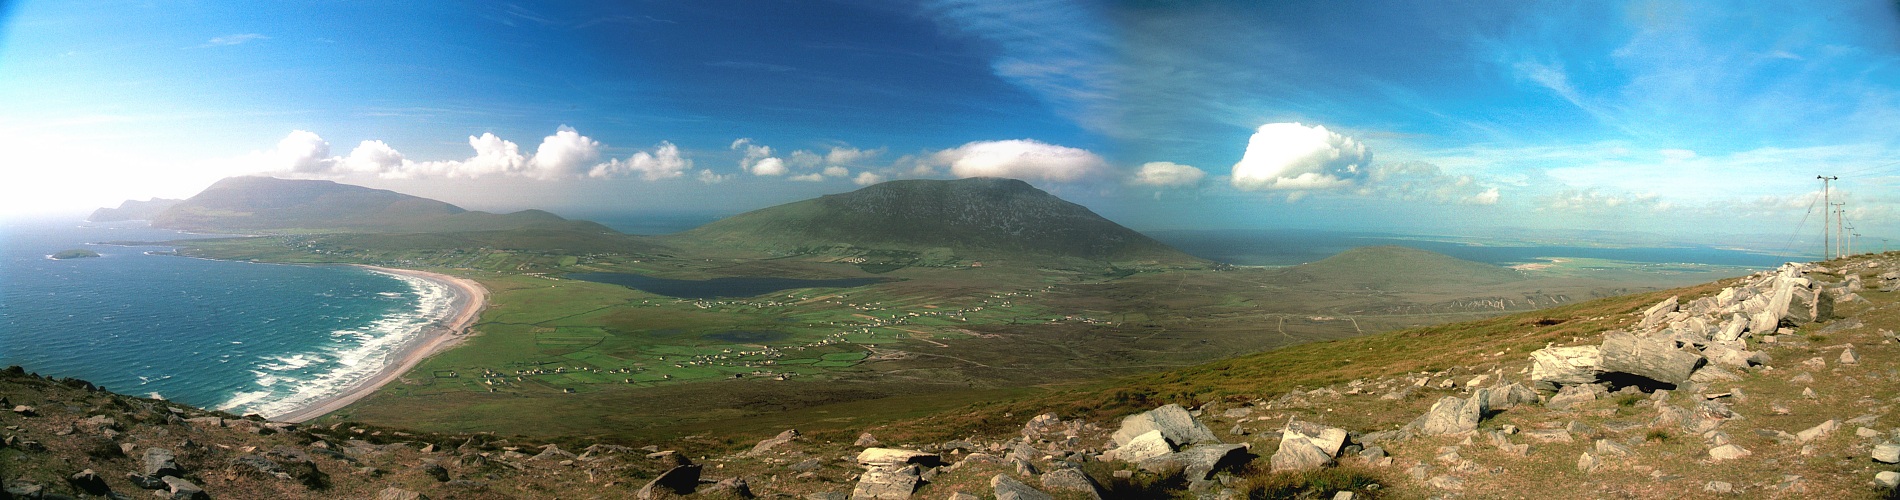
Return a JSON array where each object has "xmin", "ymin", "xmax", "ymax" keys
[
  {"xmin": 341, "ymin": 140, "xmax": 405, "ymax": 174},
  {"xmin": 526, "ymin": 126, "xmax": 602, "ymax": 178},
  {"xmin": 590, "ymin": 141, "xmax": 692, "ymax": 180},
  {"xmin": 730, "ymin": 138, "xmax": 787, "ymax": 176},
  {"xmin": 1230, "ymin": 122, "xmax": 1369, "ymax": 191},
  {"xmin": 750, "ymin": 157, "xmax": 788, "ymax": 176},
  {"xmin": 1130, "ymin": 161, "xmax": 1205, "ymax": 188},
  {"xmin": 854, "ymin": 171, "xmax": 885, "ymax": 186},
  {"xmin": 267, "ymin": 127, "xmax": 694, "ymax": 182},
  {"xmin": 826, "ymin": 146, "xmax": 879, "ymax": 166},
  {"xmin": 789, "ymin": 173, "xmax": 826, "ymax": 182},
  {"xmin": 928, "ymin": 139, "xmax": 1108, "ymax": 182},
  {"xmin": 1358, "ymin": 161, "xmax": 1501, "ymax": 205},
  {"xmin": 822, "ymin": 165, "xmax": 849, "ymax": 177},
  {"xmin": 276, "ymin": 130, "xmax": 336, "ymax": 174}
]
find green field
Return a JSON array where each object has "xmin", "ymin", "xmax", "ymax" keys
[{"xmin": 171, "ymin": 233, "xmax": 1757, "ymax": 441}]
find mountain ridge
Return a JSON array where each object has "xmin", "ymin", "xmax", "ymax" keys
[
  {"xmin": 668, "ymin": 177, "xmax": 1203, "ymax": 264},
  {"xmin": 145, "ymin": 176, "xmax": 615, "ymax": 234}
]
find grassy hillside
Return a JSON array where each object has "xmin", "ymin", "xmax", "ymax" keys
[{"xmin": 668, "ymin": 177, "xmax": 1202, "ymax": 265}]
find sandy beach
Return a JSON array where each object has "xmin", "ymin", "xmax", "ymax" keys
[{"xmin": 270, "ymin": 266, "xmax": 487, "ymax": 423}]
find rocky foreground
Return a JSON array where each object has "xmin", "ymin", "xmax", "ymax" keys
[{"xmin": 6, "ymin": 254, "xmax": 1900, "ymax": 499}]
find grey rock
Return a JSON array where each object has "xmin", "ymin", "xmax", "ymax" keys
[
  {"xmin": 854, "ymin": 433, "xmax": 880, "ymax": 447},
  {"xmin": 1576, "ymin": 452, "xmax": 1600, "ymax": 473},
  {"xmin": 1600, "ymin": 331, "xmax": 1704, "ymax": 387},
  {"xmin": 1709, "ymin": 444, "xmax": 1752, "ymax": 460},
  {"xmin": 1704, "ymin": 481, "xmax": 1733, "ymax": 493},
  {"xmin": 1872, "ymin": 443, "xmax": 1900, "ymax": 463},
  {"xmin": 163, "ymin": 476, "xmax": 208, "ymax": 500},
  {"xmin": 1878, "ymin": 471, "xmax": 1900, "ymax": 489},
  {"xmin": 857, "ymin": 448, "xmax": 941, "ymax": 467},
  {"xmin": 1529, "ymin": 345, "xmax": 1601, "ymax": 387},
  {"xmin": 705, "ymin": 477, "xmax": 753, "ymax": 499},
  {"xmin": 67, "ymin": 468, "xmax": 109, "ymax": 495},
  {"xmin": 638, "ymin": 464, "xmax": 702, "ymax": 499},
  {"xmin": 1521, "ymin": 429, "xmax": 1573, "ymax": 443},
  {"xmin": 1139, "ymin": 444, "xmax": 1247, "ymax": 480},
  {"xmin": 991, "ymin": 474, "xmax": 1053, "ymax": 500},
  {"xmin": 1485, "ymin": 382, "xmax": 1539, "ymax": 410},
  {"xmin": 1039, "ymin": 468, "xmax": 1101, "ymax": 499},
  {"xmin": 1270, "ymin": 426, "xmax": 1335, "ymax": 472},
  {"xmin": 1109, "ymin": 404, "xmax": 1219, "ymax": 448},
  {"xmin": 1113, "ymin": 430, "xmax": 1173, "ymax": 462},
  {"xmin": 1407, "ymin": 390, "xmax": 1488, "ymax": 436},
  {"xmin": 1594, "ymin": 439, "xmax": 1632, "ymax": 457},
  {"xmin": 1641, "ymin": 296, "xmax": 1679, "ymax": 329},
  {"xmin": 377, "ymin": 487, "xmax": 428, "ymax": 500},
  {"xmin": 1546, "ymin": 383, "xmax": 1605, "ymax": 410},
  {"xmin": 749, "ymin": 429, "xmax": 801, "ymax": 455},
  {"xmin": 1796, "ymin": 419, "xmax": 1839, "ymax": 443},
  {"xmin": 143, "ymin": 447, "xmax": 182, "ymax": 478},
  {"xmin": 421, "ymin": 462, "xmax": 449, "ymax": 482},
  {"xmin": 852, "ymin": 465, "xmax": 921, "ymax": 500}
]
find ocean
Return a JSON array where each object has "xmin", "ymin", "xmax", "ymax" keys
[{"xmin": 0, "ymin": 218, "xmax": 450, "ymax": 418}]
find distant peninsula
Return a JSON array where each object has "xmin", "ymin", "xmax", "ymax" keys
[{"xmin": 50, "ymin": 249, "xmax": 100, "ymax": 260}]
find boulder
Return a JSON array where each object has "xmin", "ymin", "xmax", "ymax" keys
[
  {"xmin": 1714, "ymin": 315, "xmax": 1748, "ymax": 342},
  {"xmin": 1545, "ymin": 383, "xmax": 1606, "ymax": 410},
  {"xmin": 1796, "ymin": 420, "xmax": 1839, "ymax": 443},
  {"xmin": 1138, "ymin": 444, "xmax": 1247, "ymax": 480},
  {"xmin": 1599, "ymin": 331, "xmax": 1704, "ymax": 388},
  {"xmin": 163, "ymin": 476, "xmax": 208, "ymax": 500},
  {"xmin": 1640, "ymin": 296, "xmax": 1679, "ymax": 329},
  {"xmin": 857, "ymin": 448, "xmax": 940, "ymax": 467},
  {"xmin": 1877, "ymin": 471, "xmax": 1900, "ymax": 490},
  {"xmin": 749, "ymin": 429, "xmax": 800, "ymax": 455},
  {"xmin": 851, "ymin": 465, "xmax": 920, "ymax": 500},
  {"xmin": 991, "ymin": 474, "xmax": 1053, "ymax": 500},
  {"xmin": 1270, "ymin": 430, "xmax": 1334, "ymax": 473},
  {"xmin": 1529, "ymin": 346, "xmax": 1601, "ymax": 388},
  {"xmin": 1109, "ymin": 404, "xmax": 1219, "ymax": 448},
  {"xmin": 1873, "ymin": 443, "xmax": 1900, "ymax": 463},
  {"xmin": 67, "ymin": 469, "xmax": 109, "ymax": 496},
  {"xmin": 1576, "ymin": 452, "xmax": 1600, "ymax": 473},
  {"xmin": 637, "ymin": 465, "xmax": 702, "ymax": 499},
  {"xmin": 1112, "ymin": 430, "xmax": 1174, "ymax": 462},
  {"xmin": 1039, "ymin": 468, "xmax": 1101, "ymax": 499},
  {"xmin": 376, "ymin": 487, "xmax": 427, "ymax": 500},
  {"xmin": 1485, "ymin": 382, "xmax": 1539, "ymax": 410},
  {"xmin": 1708, "ymin": 444, "xmax": 1752, "ymax": 461},
  {"xmin": 1407, "ymin": 390, "xmax": 1488, "ymax": 436},
  {"xmin": 143, "ymin": 447, "xmax": 182, "ymax": 478},
  {"xmin": 854, "ymin": 433, "xmax": 880, "ymax": 447}
]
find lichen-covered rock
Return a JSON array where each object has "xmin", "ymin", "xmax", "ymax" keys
[{"xmin": 991, "ymin": 474, "xmax": 1053, "ymax": 500}]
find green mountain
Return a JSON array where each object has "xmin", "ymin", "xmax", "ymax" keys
[
  {"xmin": 1269, "ymin": 245, "xmax": 1524, "ymax": 289},
  {"xmin": 152, "ymin": 177, "xmax": 614, "ymax": 234},
  {"xmin": 668, "ymin": 177, "xmax": 1201, "ymax": 263},
  {"xmin": 88, "ymin": 198, "xmax": 182, "ymax": 222}
]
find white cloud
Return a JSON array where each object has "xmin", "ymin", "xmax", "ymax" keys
[
  {"xmin": 854, "ymin": 171, "xmax": 885, "ymax": 186},
  {"xmin": 1540, "ymin": 187, "xmax": 1670, "ymax": 213},
  {"xmin": 1358, "ymin": 161, "xmax": 1501, "ymax": 205},
  {"xmin": 929, "ymin": 139, "xmax": 1108, "ymax": 182},
  {"xmin": 342, "ymin": 140, "xmax": 405, "ymax": 174},
  {"xmin": 459, "ymin": 132, "xmax": 530, "ymax": 177},
  {"xmin": 590, "ymin": 141, "xmax": 692, "ymax": 181},
  {"xmin": 697, "ymin": 169, "xmax": 731, "ymax": 184},
  {"xmin": 730, "ymin": 137, "xmax": 786, "ymax": 176},
  {"xmin": 789, "ymin": 173, "xmax": 826, "ymax": 182},
  {"xmin": 276, "ymin": 130, "xmax": 336, "ymax": 174},
  {"xmin": 789, "ymin": 150, "xmax": 823, "ymax": 169},
  {"xmin": 826, "ymin": 146, "xmax": 880, "ymax": 166},
  {"xmin": 822, "ymin": 165, "xmax": 849, "ymax": 177},
  {"xmin": 204, "ymin": 33, "xmax": 268, "ymax": 46},
  {"xmin": 526, "ymin": 126, "xmax": 602, "ymax": 178},
  {"xmin": 1230, "ymin": 122, "xmax": 1369, "ymax": 191},
  {"xmin": 750, "ymin": 157, "xmax": 787, "ymax": 176},
  {"xmin": 1130, "ymin": 161, "xmax": 1204, "ymax": 188}
]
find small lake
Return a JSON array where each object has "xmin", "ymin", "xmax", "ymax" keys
[{"xmin": 566, "ymin": 272, "xmax": 888, "ymax": 299}]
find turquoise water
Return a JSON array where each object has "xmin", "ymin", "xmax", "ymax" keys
[{"xmin": 0, "ymin": 218, "xmax": 449, "ymax": 418}]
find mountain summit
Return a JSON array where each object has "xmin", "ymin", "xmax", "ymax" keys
[{"xmin": 672, "ymin": 178, "xmax": 1197, "ymax": 263}]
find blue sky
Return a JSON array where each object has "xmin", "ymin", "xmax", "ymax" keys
[{"xmin": 3, "ymin": 1, "xmax": 1898, "ymax": 251}]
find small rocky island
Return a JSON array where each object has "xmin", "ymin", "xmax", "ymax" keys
[{"xmin": 50, "ymin": 248, "xmax": 101, "ymax": 260}]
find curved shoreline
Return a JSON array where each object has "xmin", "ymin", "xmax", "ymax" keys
[{"xmin": 270, "ymin": 265, "xmax": 487, "ymax": 423}]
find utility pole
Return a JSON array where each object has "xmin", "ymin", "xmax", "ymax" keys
[
  {"xmin": 1835, "ymin": 203, "xmax": 1847, "ymax": 259},
  {"xmin": 1818, "ymin": 175, "xmax": 1837, "ymax": 259},
  {"xmin": 1846, "ymin": 223, "xmax": 1857, "ymax": 256}
]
